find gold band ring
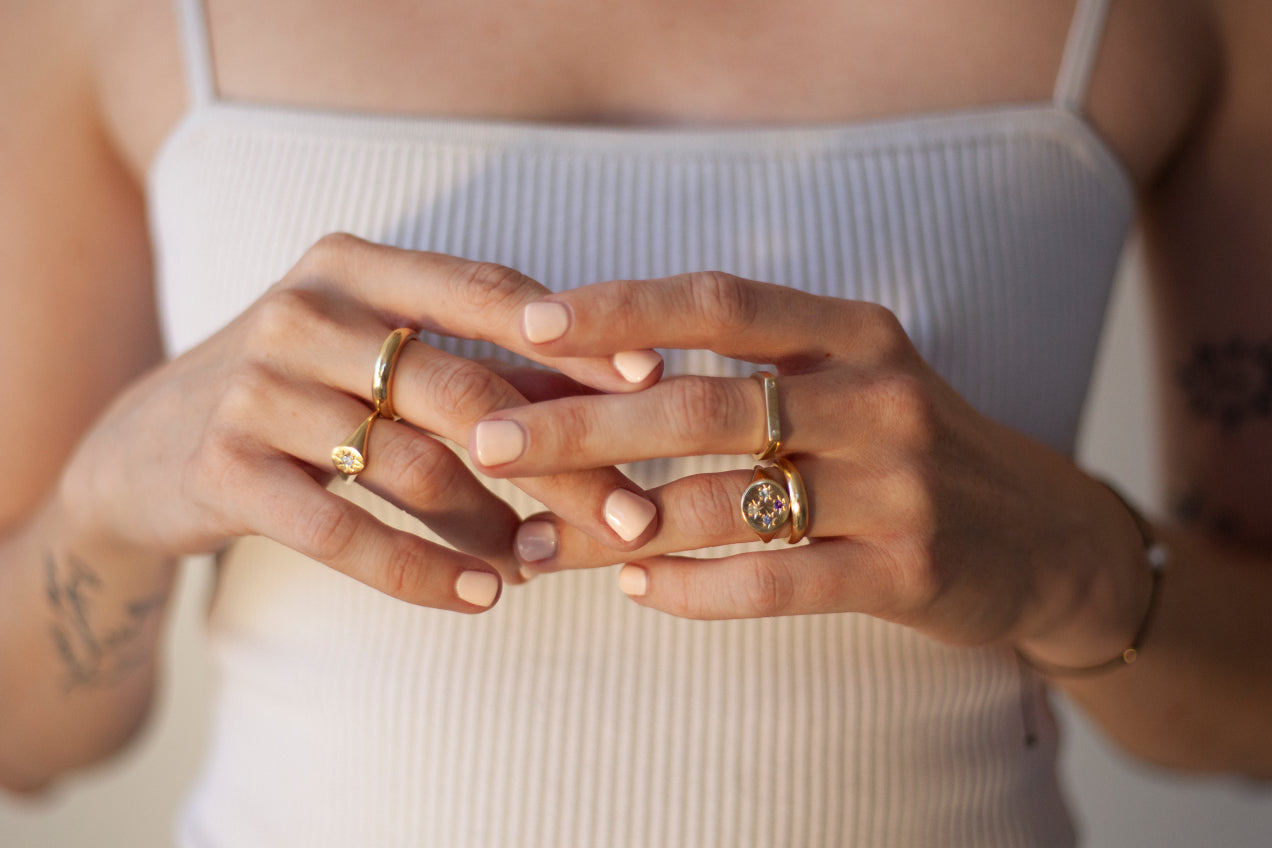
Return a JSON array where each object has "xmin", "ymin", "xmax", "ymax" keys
[
  {"xmin": 372, "ymin": 328, "xmax": 418, "ymax": 421},
  {"xmin": 740, "ymin": 464, "xmax": 791, "ymax": 543},
  {"xmin": 751, "ymin": 371, "xmax": 781, "ymax": 460},
  {"xmin": 332, "ymin": 411, "xmax": 380, "ymax": 482},
  {"xmin": 774, "ymin": 457, "xmax": 809, "ymax": 544}
]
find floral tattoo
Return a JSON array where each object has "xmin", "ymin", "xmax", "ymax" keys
[
  {"xmin": 1177, "ymin": 337, "xmax": 1272, "ymax": 433},
  {"xmin": 45, "ymin": 552, "xmax": 165, "ymax": 691}
]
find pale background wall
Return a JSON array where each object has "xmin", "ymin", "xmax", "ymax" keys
[{"xmin": 2, "ymin": 246, "xmax": 1270, "ymax": 846}]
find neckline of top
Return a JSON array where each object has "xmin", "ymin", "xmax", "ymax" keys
[{"xmin": 148, "ymin": 96, "xmax": 1136, "ymax": 200}]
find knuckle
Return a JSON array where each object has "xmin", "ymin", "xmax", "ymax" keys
[
  {"xmin": 449, "ymin": 261, "xmax": 534, "ymax": 316},
  {"xmin": 688, "ymin": 271, "xmax": 758, "ymax": 335},
  {"xmin": 661, "ymin": 377, "xmax": 730, "ymax": 447},
  {"xmin": 245, "ymin": 287, "xmax": 331, "ymax": 360},
  {"xmin": 216, "ymin": 363, "xmax": 279, "ymax": 426},
  {"xmin": 377, "ymin": 540, "xmax": 431, "ymax": 601},
  {"xmin": 740, "ymin": 555, "xmax": 796, "ymax": 617},
  {"xmin": 384, "ymin": 436, "xmax": 463, "ymax": 505},
  {"xmin": 296, "ymin": 232, "xmax": 366, "ymax": 277},
  {"xmin": 673, "ymin": 473, "xmax": 743, "ymax": 543},
  {"xmin": 856, "ymin": 303, "xmax": 915, "ymax": 363},
  {"xmin": 416, "ymin": 358, "xmax": 508, "ymax": 423},
  {"xmin": 297, "ymin": 499, "xmax": 362, "ymax": 564}
]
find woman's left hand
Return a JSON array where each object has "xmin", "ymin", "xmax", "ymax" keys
[{"xmin": 471, "ymin": 272, "xmax": 1149, "ymax": 658}]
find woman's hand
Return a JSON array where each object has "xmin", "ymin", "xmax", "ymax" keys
[
  {"xmin": 57, "ymin": 234, "xmax": 664, "ymax": 613},
  {"xmin": 470, "ymin": 271, "xmax": 1151, "ymax": 659}
]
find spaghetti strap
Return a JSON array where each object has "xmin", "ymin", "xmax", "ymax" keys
[
  {"xmin": 1053, "ymin": 0, "xmax": 1114, "ymax": 113},
  {"xmin": 173, "ymin": 0, "xmax": 218, "ymax": 107}
]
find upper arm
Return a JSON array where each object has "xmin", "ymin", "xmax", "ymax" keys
[
  {"xmin": 1140, "ymin": 1, "xmax": 1272, "ymax": 542},
  {"xmin": 0, "ymin": 1, "xmax": 163, "ymax": 530}
]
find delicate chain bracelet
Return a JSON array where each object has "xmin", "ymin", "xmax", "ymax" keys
[{"xmin": 1015, "ymin": 480, "xmax": 1169, "ymax": 678}]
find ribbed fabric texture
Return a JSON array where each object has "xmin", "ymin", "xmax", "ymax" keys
[{"xmin": 156, "ymin": 2, "xmax": 1133, "ymax": 846}]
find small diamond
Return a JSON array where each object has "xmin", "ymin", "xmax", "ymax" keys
[{"xmin": 332, "ymin": 446, "xmax": 365, "ymax": 476}]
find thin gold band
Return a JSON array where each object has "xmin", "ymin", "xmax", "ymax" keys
[
  {"xmin": 372, "ymin": 328, "xmax": 417, "ymax": 421},
  {"xmin": 751, "ymin": 371, "xmax": 781, "ymax": 460},
  {"xmin": 1014, "ymin": 480, "xmax": 1168, "ymax": 677}
]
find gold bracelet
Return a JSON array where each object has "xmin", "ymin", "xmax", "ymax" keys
[{"xmin": 1015, "ymin": 480, "xmax": 1169, "ymax": 678}]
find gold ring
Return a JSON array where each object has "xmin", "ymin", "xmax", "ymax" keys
[
  {"xmin": 774, "ymin": 457, "xmax": 809, "ymax": 544},
  {"xmin": 332, "ymin": 411, "xmax": 380, "ymax": 481},
  {"xmin": 740, "ymin": 464, "xmax": 790, "ymax": 543},
  {"xmin": 372, "ymin": 328, "xmax": 417, "ymax": 421},
  {"xmin": 751, "ymin": 371, "xmax": 781, "ymax": 460}
]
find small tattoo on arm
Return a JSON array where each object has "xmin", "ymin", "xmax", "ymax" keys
[
  {"xmin": 1177, "ymin": 337, "xmax": 1272, "ymax": 433},
  {"xmin": 44, "ymin": 552, "xmax": 166, "ymax": 691}
]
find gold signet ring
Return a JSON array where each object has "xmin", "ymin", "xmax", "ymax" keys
[
  {"xmin": 332, "ymin": 412, "xmax": 379, "ymax": 482},
  {"xmin": 740, "ymin": 464, "xmax": 791, "ymax": 543}
]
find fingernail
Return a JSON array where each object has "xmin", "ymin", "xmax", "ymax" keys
[
  {"xmin": 516, "ymin": 521, "xmax": 558, "ymax": 563},
  {"xmin": 474, "ymin": 420, "xmax": 526, "ymax": 466},
  {"xmin": 456, "ymin": 570, "xmax": 500, "ymax": 608},
  {"xmin": 619, "ymin": 564, "xmax": 648, "ymax": 597},
  {"xmin": 612, "ymin": 349, "xmax": 662, "ymax": 383},
  {"xmin": 518, "ymin": 565, "xmax": 535, "ymax": 582},
  {"xmin": 522, "ymin": 302, "xmax": 571, "ymax": 343},
  {"xmin": 603, "ymin": 489, "xmax": 657, "ymax": 542}
]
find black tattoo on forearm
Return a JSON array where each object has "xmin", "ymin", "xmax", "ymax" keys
[
  {"xmin": 1177, "ymin": 338, "xmax": 1272, "ymax": 433},
  {"xmin": 45, "ymin": 552, "xmax": 166, "ymax": 691}
]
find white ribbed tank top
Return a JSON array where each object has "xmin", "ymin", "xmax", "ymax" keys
[{"xmin": 153, "ymin": 1, "xmax": 1134, "ymax": 845}]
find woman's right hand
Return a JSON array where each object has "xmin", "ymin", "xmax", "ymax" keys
[{"xmin": 57, "ymin": 233, "xmax": 663, "ymax": 612}]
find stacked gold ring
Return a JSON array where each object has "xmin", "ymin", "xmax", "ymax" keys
[
  {"xmin": 331, "ymin": 328, "xmax": 418, "ymax": 481},
  {"xmin": 740, "ymin": 370, "xmax": 811, "ymax": 544}
]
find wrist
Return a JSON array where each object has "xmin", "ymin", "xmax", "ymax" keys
[{"xmin": 1015, "ymin": 478, "xmax": 1164, "ymax": 672}]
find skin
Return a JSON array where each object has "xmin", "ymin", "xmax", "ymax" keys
[{"xmin": 0, "ymin": 0, "xmax": 1268, "ymax": 795}]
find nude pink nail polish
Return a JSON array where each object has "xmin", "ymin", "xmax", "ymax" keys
[
  {"xmin": 603, "ymin": 489, "xmax": 657, "ymax": 542},
  {"xmin": 456, "ymin": 570, "xmax": 499, "ymax": 608},
  {"xmin": 474, "ymin": 420, "xmax": 526, "ymax": 466},
  {"xmin": 612, "ymin": 350, "xmax": 662, "ymax": 383},
  {"xmin": 619, "ymin": 564, "xmax": 648, "ymax": 597},
  {"xmin": 522, "ymin": 302, "xmax": 571, "ymax": 343}
]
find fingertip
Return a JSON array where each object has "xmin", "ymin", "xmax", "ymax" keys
[
  {"xmin": 603, "ymin": 488, "xmax": 658, "ymax": 544},
  {"xmin": 618, "ymin": 563, "xmax": 648, "ymax": 597},
  {"xmin": 515, "ymin": 519, "xmax": 559, "ymax": 564},
  {"xmin": 522, "ymin": 301, "xmax": 572, "ymax": 344},
  {"xmin": 455, "ymin": 569, "xmax": 501, "ymax": 610},
  {"xmin": 612, "ymin": 349, "xmax": 663, "ymax": 384}
]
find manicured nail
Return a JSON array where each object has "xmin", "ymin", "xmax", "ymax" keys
[
  {"xmin": 522, "ymin": 302, "xmax": 571, "ymax": 343},
  {"xmin": 518, "ymin": 565, "xmax": 535, "ymax": 582},
  {"xmin": 612, "ymin": 349, "xmax": 663, "ymax": 383},
  {"xmin": 619, "ymin": 564, "xmax": 648, "ymax": 597},
  {"xmin": 516, "ymin": 521, "xmax": 558, "ymax": 563},
  {"xmin": 603, "ymin": 489, "xmax": 657, "ymax": 542},
  {"xmin": 474, "ymin": 420, "xmax": 526, "ymax": 466},
  {"xmin": 456, "ymin": 570, "xmax": 499, "ymax": 608}
]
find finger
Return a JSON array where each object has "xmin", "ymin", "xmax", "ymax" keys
[
  {"xmin": 612, "ymin": 540, "xmax": 896, "ymax": 620},
  {"xmin": 515, "ymin": 459, "xmax": 913, "ymax": 574},
  {"xmin": 288, "ymin": 234, "xmax": 662, "ymax": 392},
  {"xmin": 514, "ymin": 271, "xmax": 908, "ymax": 365},
  {"xmin": 245, "ymin": 370, "xmax": 525, "ymax": 580},
  {"xmin": 233, "ymin": 457, "xmax": 502, "ymax": 613},
  {"xmin": 471, "ymin": 374, "xmax": 827, "ymax": 475},
  {"xmin": 477, "ymin": 360, "xmax": 601, "ymax": 403},
  {"xmin": 299, "ymin": 323, "xmax": 659, "ymax": 550}
]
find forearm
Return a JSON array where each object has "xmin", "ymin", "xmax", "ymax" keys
[
  {"xmin": 0, "ymin": 495, "xmax": 177, "ymax": 794},
  {"xmin": 1032, "ymin": 521, "xmax": 1272, "ymax": 777}
]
